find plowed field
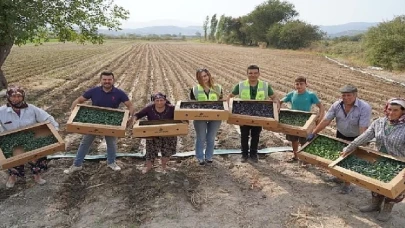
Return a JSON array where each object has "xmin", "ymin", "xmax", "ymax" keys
[{"xmin": 0, "ymin": 41, "xmax": 403, "ymax": 228}]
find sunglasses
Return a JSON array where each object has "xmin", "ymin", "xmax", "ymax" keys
[{"xmin": 197, "ymin": 68, "xmax": 208, "ymax": 73}]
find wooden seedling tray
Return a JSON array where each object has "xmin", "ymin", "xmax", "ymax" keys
[
  {"xmin": 297, "ymin": 134, "xmax": 349, "ymax": 168},
  {"xmin": 264, "ymin": 109, "xmax": 317, "ymax": 138},
  {"xmin": 66, "ymin": 104, "xmax": 129, "ymax": 137},
  {"xmin": 0, "ymin": 122, "xmax": 65, "ymax": 170},
  {"xmin": 227, "ymin": 98, "xmax": 279, "ymax": 128},
  {"xmin": 174, "ymin": 101, "xmax": 229, "ymax": 121},
  {"xmin": 328, "ymin": 148, "xmax": 405, "ymax": 199},
  {"xmin": 133, "ymin": 120, "xmax": 189, "ymax": 137}
]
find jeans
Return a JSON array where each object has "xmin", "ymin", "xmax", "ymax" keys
[
  {"xmin": 240, "ymin": 125, "xmax": 262, "ymax": 157},
  {"xmin": 193, "ymin": 120, "xmax": 222, "ymax": 162},
  {"xmin": 74, "ymin": 134, "xmax": 117, "ymax": 166}
]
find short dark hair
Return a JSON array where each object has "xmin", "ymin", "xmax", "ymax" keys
[
  {"xmin": 100, "ymin": 71, "xmax": 114, "ymax": 78},
  {"xmin": 295, "ymin": 76, "xmax": 307, "ymax": 83},
  {"xmin": 247, "ymin": 65, "xmax": 260, "ymax": 73}
]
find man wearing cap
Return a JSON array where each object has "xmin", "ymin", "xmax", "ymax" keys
[{"xmin": 307, "ymin": 84, "xmax": 372, "ymax": 194}]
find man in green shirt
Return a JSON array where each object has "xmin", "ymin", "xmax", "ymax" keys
[{"xmin": 228, "ymin": 65, "xmax": 280, "ymax": 163}]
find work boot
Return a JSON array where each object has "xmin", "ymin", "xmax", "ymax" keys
[
  {"xmin": 359, "ymin": 195, "xmax": 384, "ymax": 212},
  {"xmin": 376, "ymin": 202, "xmax": 395, "ymax": 222}
]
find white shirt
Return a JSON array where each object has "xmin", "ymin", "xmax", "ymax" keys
[{"xmin": 0, "ymin": 104, "xmax": 59, "ymax": 132}]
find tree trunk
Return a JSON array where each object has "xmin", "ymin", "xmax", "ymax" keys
[{"xmin": 0, "ymin": 43, "xmax": 13, "ymax": 90}]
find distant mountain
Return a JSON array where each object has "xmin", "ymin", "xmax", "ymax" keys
[
  {"xmin": 99, "ymin": 26, "xmax": 203, "ymax": 36},
  {"xmin": 319, "ymin": 22, "xmax": 379, "ymax": 37},
  {"xmin": 99, "ymin": 22, "xmax": 379, "ymax": 38}
]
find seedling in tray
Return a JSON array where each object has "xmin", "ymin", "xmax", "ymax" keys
[
  {"xmin": 279, "ymin": 110, "xmax": 312, "ymax": 127},
  {"xmin": 66, "ymin": 104, "xmax": 129, "ymax": 137},
  {"xmin": 337, "ymin": 156, "xmax": 405, "ymax": 183},
  {"xmin": 73, "ymin": 106, "xmax": 124, "ymax": 126},
  {"xmin": 0, "ymin": 131, "xmax": 57, "ymax": 158},
  {"xmin": 328, "ymin": 148, "xmax": 405, "ymax": 199},
  {"xmin": 303, "ymin": 135, "xmax": 346, "ymax": 160},
  {"xmin": 180, "ymin": 102, "xmax": 224, "ymax": 110},
  {"xmin": 174, "ymin": 101, "xmax": 229, "ymax": 121},
  {"xmin": 232, "ymin": 100, "xmax": 274, "ymax": 118}
]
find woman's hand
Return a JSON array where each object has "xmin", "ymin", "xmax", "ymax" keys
[{"xmin": 340, "ymin": 151, "xmax": 349, "ymax": 157}]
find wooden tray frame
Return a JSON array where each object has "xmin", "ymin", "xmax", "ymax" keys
[
  {"xmin": 66, "ymin": 104, "xmax": 129, "ymax": 137},
  {"xmin": 265, "ymin": 109, "xmax": 317, "ymax": 138},
  {"xmin": 227, "ymin": 98, "xmax": 279, "ymax": 128},
  {"xmin": 328, "ymin": 148, "xmax": 405, "ymax": 199},
  {"xmin": 174, "ymin": 101, "xmax": 229, "ymax": 121},
  {"xmin": 297, "ymin": 134, "xmax": 350, "ymax": 168},
  {"xmin": 0, "ymin": 122, "xmax": 65, "ymax": 170},
  {"xmin": 133, "ymin": 120, "xmax": 189, "ymax": 137}
]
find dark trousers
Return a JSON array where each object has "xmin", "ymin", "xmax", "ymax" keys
[
  {"xmin": 240, "ymin": 125, "xmax": 262, "ymax": 157},
  {"xmin": 336, "ymin": 131, "xmax": 358, "ymax": 142}
]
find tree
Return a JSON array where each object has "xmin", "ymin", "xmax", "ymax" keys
[
  {"xmin": 195, "ymin": 31, "xmax": 202, "ymax": 41},
  {"xmin": 245, "ymin": 0, "xmax": 298, "ymax": 43},
  {"xmin": 0, "ymin": 0, "xmax": 129, "ymax": 90},
  {"xmin": 363, "ymin": 15, "xmax": 405, "ymax": 71},
  {"xmin": 203, "ymin": 15, "xmax": 210, "ymax": 41},
  {"xmin": 209, "ymin": 14, "xmax": 218, "ymax": 41},
  {"xmin": 267, "ymin": 20, "xmax": 324, "ymax": 49},
  {"xmin": 215, "ymin": 15, "xmax": 226, "ymax": 43}
]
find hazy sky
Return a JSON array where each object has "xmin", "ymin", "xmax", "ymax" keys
[{"xmin": 114, "ymin": 0, "xmax": 405, "ymax": 28}]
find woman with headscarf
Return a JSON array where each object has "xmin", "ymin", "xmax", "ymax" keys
[
  {"xmin": 0, "ymin": 86, "xmax": 60, "ymax": 188},
  {"xmin": 341, "ymin": 98, "xmax": 405, "ymax": 222},
  {"xmin": 133, "ymin": 92, "xmax": 177, "ymax": 174},
  {"xmin": 190, "ymin": 68, "xmax": 223, "ymax": 165}
]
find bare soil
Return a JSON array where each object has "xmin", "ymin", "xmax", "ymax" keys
[{"xmin": 1, "ymin": 41, "xmax": 404, "ymax": 228}]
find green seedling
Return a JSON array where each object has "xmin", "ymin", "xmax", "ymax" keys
[{"xmin": 74, "ymin": 107, "xmax": 124, "ymax": 126}]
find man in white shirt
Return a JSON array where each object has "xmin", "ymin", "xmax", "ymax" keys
[{"xmin": 0, "ymin": 86, "xmax": 59, "ymax": 188}]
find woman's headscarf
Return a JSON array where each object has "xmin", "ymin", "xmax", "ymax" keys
[
  {"xmin": 150, "ymin": 92, "xmax": 171, "ymax": 105},
  {"xmin": 6, "ymin": 86, "xmax": 28, "ymax": 109},
  {"xmin": 384, "ymin": 98, "xmax": 405, "ymax": 124}
]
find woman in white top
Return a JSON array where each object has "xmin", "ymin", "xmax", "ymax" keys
[{"xmin": 0, "ymin": 86, "xmax": 59, "ymax": 188}]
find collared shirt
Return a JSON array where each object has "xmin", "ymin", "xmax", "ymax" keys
[
  {"xmin": 0, "ymin": 104, "xmax": 59, "ymax": 132},
  {"xmin": 343, "ymin": 117, "xmax": 405, "ymax": 157},
  {"xmin": 325, "ymin": 98, "xmax": 372, "ymax": 137},
  {"xmin": 83, "ymin": 86, "xmax": 129, "ymax": 108}
]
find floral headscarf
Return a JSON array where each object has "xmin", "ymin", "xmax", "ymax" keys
[
  {"xmin": 6, "ymin": 86, "xmax": 28, "ymax": 109},
  {"xmin": 384, "ymin": 98, "xmax": 405, "ymax": 124}
]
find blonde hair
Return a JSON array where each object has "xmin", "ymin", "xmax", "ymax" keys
[{"xmin": 196, "ymin": 69, "xmax": 215, "ymax": 88}]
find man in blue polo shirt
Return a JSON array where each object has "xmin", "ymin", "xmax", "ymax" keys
[{"xmin": 64, "ymin": 71, "xmax": 135, "ymax": 174}]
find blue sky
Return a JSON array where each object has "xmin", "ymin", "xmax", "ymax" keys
[{"xmin": 114, "ymin": 0, "xmax": 405, "ymax": 28}]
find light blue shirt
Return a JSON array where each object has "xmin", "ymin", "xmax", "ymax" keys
[
  {"xmin": 325, "ymin": 98, "xmax": 372, "ymax": 137},
  {"xmin": 0, "ymin": 104, "xmax": 59, "ymax": 132},
  {"xmin": 282, "ymin": 90, "xmax": 320, "ymax": 112}
]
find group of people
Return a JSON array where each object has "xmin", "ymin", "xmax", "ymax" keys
[{"xmin": 0, "ymin": 66, "xmax": 404, "ymax": 222}]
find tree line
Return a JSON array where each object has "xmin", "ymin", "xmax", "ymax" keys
[{"xmin": 201, "ymin": 0, "xmax": 324, "ymax": 50}]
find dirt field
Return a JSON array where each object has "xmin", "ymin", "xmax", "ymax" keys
[{"xmin": 0, "ymin": 41, "xmax": 404, "ymax": 228}]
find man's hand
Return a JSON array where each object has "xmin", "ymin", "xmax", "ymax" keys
[{"xmin": 306, "ymin": 133, "xmax": 316, "ymax": 142}]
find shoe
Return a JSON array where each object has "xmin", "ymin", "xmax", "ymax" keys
[
  {"xmin": 35, "ymin": 178, "xmax": 47, "ymax": 185},
  {"xmin": 376, "ymin": 202, "xmax": 394, "ymax": 222},
  {"xmin": 198, "ymin": 160, "xmax": 205, "ymax": 165},
  {"xmin": 205, "ymin": 160, "xmax": 213, "ymax": 165},
  {"xmin": 6, "ymin": 175, "xmax": 16, "ymax": 188},
  {"xmin": 241, "ymin": 155, "xmax": 248, "ymax": 163},
  {"xmin": 250, "ymin": 156, "xmax": 258, "ymax": 163},
  {"xmin": 286, "ymin": 157, "xmax": 298, "ymax": 163},
  {"xmin": 108, "ymin": 162, "xmax": 121, "ymax": 171},
  {"xmin": 339, "ymin": 185, "xmax": 352, "ymax": 194},
  {"xmin": 63, "ymin": 165, "xmax": 82, "ymax": 174},
  {"xmin": 359, "ymin": 195, "xmax": 384, "ymax": 212}
]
